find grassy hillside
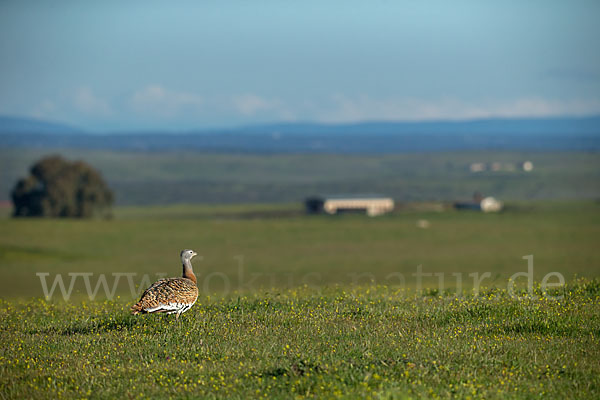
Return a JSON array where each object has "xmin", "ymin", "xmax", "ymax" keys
[{"xmin": 1, "ymin": 149, "xmax": 599, "ymax": 205}]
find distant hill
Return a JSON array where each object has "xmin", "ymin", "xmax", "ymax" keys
[
  {"xmin": 236, "ymin": 116, "xmax": 600, "ymax": 136},
  {"xmin": 1, "ymin": 115, "xmax": 599, "ymax": 152},
  {"xmin": 0, "ymin": 116, "xmax": 82, "ymax": 135}
]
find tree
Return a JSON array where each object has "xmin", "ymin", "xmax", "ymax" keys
[{"xmin": 11, "ymin": 155, "xmax": 114, "ymax": 218}]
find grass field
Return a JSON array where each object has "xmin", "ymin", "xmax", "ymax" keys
[
  {"xmin": 1, "ymin": 281, "xmax": 599, "ymax": 399},
  {"xmin": 1, "ymin": 201, "xmax": 599, "ymax": 299},
  {"xmin": 1, "ymin": 201, "xmax": 599, "ymax": 398}
]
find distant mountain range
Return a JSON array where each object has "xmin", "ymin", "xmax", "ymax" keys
[
  {"xmin": 1, "ymin": 115, "xmax": 599, "ymax": 152},
  {"xmin": 0, "ymin": 116, "xmax": 81, "ymax": 135}
]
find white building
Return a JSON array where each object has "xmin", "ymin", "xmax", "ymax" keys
[
  {"xmin": 522, "ymin": 161, "xmax": 534, "ymax": 172},
  {"xmin": 305, "ymin": 195, "xmax": 395, "ymax": 217},
  {"xmin": 480, "ymin": 197, "xmax": 503, "ymax": 213},
  {"xmin": 470, "ymin": 163, "xmax": 486, "ymax": 173}
]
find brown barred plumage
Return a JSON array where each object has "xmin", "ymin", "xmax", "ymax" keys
[{"xmin": 131, "ymin": 249, "xmax": 199, "ymax": 319}]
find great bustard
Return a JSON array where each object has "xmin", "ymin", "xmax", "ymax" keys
[{"xmin": 131, "ymin": 249, "xmax": 199, "ymax": 319}]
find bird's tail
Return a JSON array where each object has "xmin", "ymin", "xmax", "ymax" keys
[{"xmin": 130, "ymin": 302, "xmax": 143, "ymax": 315}]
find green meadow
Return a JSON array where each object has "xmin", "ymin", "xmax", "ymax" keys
[
  {"xmin": 0, "ymin": 201, "xmax": 599, "ymax": 299},
  {"xmin": 1, "ymin": 280, "xmax": 599, "ymax": 399},
  {"xmin": 0, "ymin": 201, "xmax": 599, "ymax": 398}
]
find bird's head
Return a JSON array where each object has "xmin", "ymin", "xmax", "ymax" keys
[{"xmin": 181, "ymin": 249, "xmax": 198, "ymax": 262}]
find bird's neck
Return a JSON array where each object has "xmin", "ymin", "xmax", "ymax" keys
[{"xmin": 182, "ymin": 260, "xmax": 197, "ymax": 284}]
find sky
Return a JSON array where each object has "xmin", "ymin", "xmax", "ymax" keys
[{"xmin": 0, "ymin": 0, "xmax": 599, "ymax": 132}]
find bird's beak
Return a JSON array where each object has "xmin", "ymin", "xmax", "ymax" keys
[{"xmin": 192, "ymin": 252, "xmax": 198, "ymax": 257}]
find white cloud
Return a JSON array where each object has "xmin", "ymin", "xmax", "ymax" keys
[
  {"xmin": 230, "ymin": 93, "xmax": 297, "ymax": 121},
  {"xmin": 73, "ymin": 87, "xmax": 113, "ymax": 116},
  {"xmin": 491, "ymin": 98, "xmax": 600, "ymax": 118},
  {"xmin": 20, "ymin": 91, "xmax": 600, "ymax": 131},
  {"xmin": 130, "ymin": 85, "xmax": 204, "ymax": 117},
  {"xmin": 232, "ymin": 94, "xmax": 274, "ymax": 116},
  {"xmin": 317, "ymin": 95, "xmax": 600, "ymax": 123},
  {"xmin": 31, "ymin": 99, "xmax": 58, "ymax": 119}
]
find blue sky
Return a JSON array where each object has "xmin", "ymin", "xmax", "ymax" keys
[{"xmin": 0, "ymin": 0, "xmax": 599, "ymax": 131}]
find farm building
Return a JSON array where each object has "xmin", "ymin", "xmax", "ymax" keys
[
  {"xmin": 455, "ymin": 195, "xmax": 503, "ymax": 213},
  {"xmin": 521, "ymin": 160, "xmax": 534, "ymax": 172},
  {"xmin": 469, "ymin": 161, "xmax": 533, "ymax": 173},
  {"xmin": 305, "ymin": 195, "xmax": 394, "ymax": 216}
]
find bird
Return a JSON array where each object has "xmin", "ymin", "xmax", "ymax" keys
[{"xmin": 131, "ymin": 249, "xmax": 199, "ymax": 319}]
